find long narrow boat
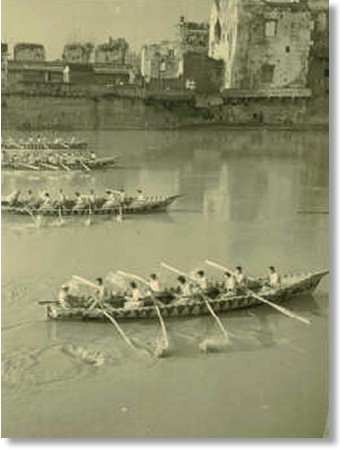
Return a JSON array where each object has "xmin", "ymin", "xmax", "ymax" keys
[
  {"xmin": 2, "ymin": 140, "xmax": 88, "ymax": 150},
  {"xmin": 45, "ymin": 270, "xmax": 328, "ymax": 322},
  {"xmin": 2, "ymin": 194, "xmax": 181, "ymax": 216},
  {"xmin": 1, "ymin": 156, "xmax": 117, "ymax": 172}
]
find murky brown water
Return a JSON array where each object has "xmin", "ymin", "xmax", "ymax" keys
[{"xmin": 2, "ymin": 129, "xmax": 329, "ymax": 438}]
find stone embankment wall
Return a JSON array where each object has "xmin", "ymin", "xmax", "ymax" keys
[{"xmin": 1, "ymin": 90, "xmax": 327, "ymax": 130}]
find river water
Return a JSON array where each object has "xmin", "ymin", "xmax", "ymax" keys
[{"xmin": 1, "ymin": 129, "xmax": 329, "ymax": 438}]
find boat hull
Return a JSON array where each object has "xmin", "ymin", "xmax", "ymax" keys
[
  {"xmin": 46, "ymin": 271, "xmax": 328, "ymax": 322},
  {"xmin": 1, "ymin": 157, "xmax": 116, "ymax": 172},
  {"xmin": 2, "ymin": 195, "xmax": 181, "ymax": 216}
]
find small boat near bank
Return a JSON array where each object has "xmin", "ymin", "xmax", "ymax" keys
[
  {"xmin": 45, "ymin": 270, "xmax": 328, "ymax": 322},
  {"xmin": 1, "ymin": 194, "xmax": 181, "ymax": 216}
]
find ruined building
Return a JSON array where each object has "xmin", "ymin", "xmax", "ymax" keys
[
  {"xmin": 141, "ymin": 41, "xmax": 183, "ymax": 88},
  {"xmin": 209, "ymin": 0, "xmax": 313, "ymax": 92},
  {"xmin": 95, "ymin": 37, "xmax": 129, "ymax": 65},
  {"xmin": 307, "ymin": 0, "xmax": 329, "ymax": 97},
  {"xmin": 62, "ymin": 42, "xmax": 94, "ymax": 64},
  {"xmin": 1, "ymin": 43, "xmax": 9, "ymax": 88},
  {"xmin": 14, "ymin": 43, "xmax": 46, "ymax": 62},
  {"xmin": 178, "ymin": 15, "xmax": 210, "ymax": 54}
]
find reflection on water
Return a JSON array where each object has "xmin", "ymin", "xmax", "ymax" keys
[{"xmin": 2, "ymin": 129, "xmax": 329, "ymax": 438}]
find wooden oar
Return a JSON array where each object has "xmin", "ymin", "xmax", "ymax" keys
[
  {"xmin": 117, "ymin": 270, "xmax": 170, "ymax": 357},
  {"xmin": 72, "ymin": 274, "xmax": 149, "ymax": 357},
  {"xmin": 101, "ymin": 309, "xmax": 149, "ymax": 356},
  {"xmin": 24, "ymin": 207, "xmax": 42, "ymax": 227},
  {"xmin": 39, "ymin": 162, "xmax": 58, "ymax": 171},
  {"xmin": 85, "ymin": 203, "xmax": 92, "ymax": 226},
  {"xmin": 60, "ymin": 161, "xmax": 71, "ymax": 172},
  {"xmin": 160, "ymin": 262, "xmax": 229, "ymax": 350},
  {"xmin": 38, "ymin": 300, "xmax": 59, "ymax": 305},
  {"xmin": 205, "ymin": 260, "xmax": 311, "ymax": 325},
  {"xmin": 16, "ymin": 161, "xmax": 40, "ymax": 171},
  {"xmin": 80, "ymin": 160, "xmax": 91, "ymax": 172},
  {"xmin": 57, "ymin": 207, "xmax": 65, "ymax": 226}
]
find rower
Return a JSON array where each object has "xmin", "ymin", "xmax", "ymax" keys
[
  {"xmin": 102, "ymin": 189, "xmax": 118, "ymax": 210},
  {"xmin": 2, "ymin": 189, "xmax": 21, "ymax": 206},
  {"xmin": 73, "ymin": 192, "xmax": 87, "ymax": 212},
  {"xmin": 90, "ymin": 151, "xmax": 96, "ymax": 161},
  {"xmin": 58, "ymin": 284, "xmax": 71, "ymax": 309},
  {"xmin": 196, "ymin": 270, "xmax": 207, "ymax": 290},
  {"xmin": 224, "ymin": 272, "xmax": 236, "ymax": 294},
  {"xmin": 43, "ymin": 192, "xmax": 51, "ymax": 205},
  {"xmin": 268, "ymin": 266, "xmax": 281, "ymax": 289},
  {"xmin": 177, "ymin": 276, "xmax": 192, "ymax": 298},
  {"xmin": 88, "ymin": 278, "xmax": 106, "ymax": 310},
  {"xmin": 118, "ymin": 188, "xmax": 126, "ymax": 204},
  {"xmin": 149, "ymin": 273, "xmax": 161, "ymax": 293},
  {"xmin": 123, "ymin": 281, "xmax": 144, "ymax": 310},
  {"xmin": 88, "ymin": 189, "xmax": 96, "ymax": 206},
  {"xmin": 235, "ymin": 266, "xmax": 248, "ymax": 289},
  {"xmin": 136, "ymin": 189, "xmax": 144, "ymax": 201}
]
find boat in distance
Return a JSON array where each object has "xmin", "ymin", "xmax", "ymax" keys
[
  {"xmin": 1, "ymin": 156, "xmax": 117, "ymax": 172},
  {"xmin": 46, "ymin": 270, "xmax": 328, "ymax": 322},
  {"xmin": 2, "ymin": 194, "xmax": 182, "ymax": 216}
]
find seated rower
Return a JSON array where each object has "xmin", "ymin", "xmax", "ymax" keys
[
  {"xmin": 148, "ymin": 273, "xmax": 161, "ymax": 294},
  {"xmin": 224, "ymin": 271, "xmax": 236, "ymax": 294},
  {"xmin": 124, "ymin": 281, "xmax": 143, "ymax": 310},
  {"xmin": 267, "ymin": 266, "xmax": 281, "ymax": 289},
  {"xmin": 39, "ymin": 192, "xmax": 53, "ymax": 212},
  {"xmin": 136, "ymin": 189, "xmax": 144, "ymax": 202},
  {"xmin": 58, "ymin": 284, "xmax": 71, "ymax": 309},
  {"xmin": 2, "ymin": 189, "xmax": 21, "ymax": 206},
  {"xmin": 235, "ymin": 266, "xmax": 248, "ymax": 290},
  {"xmin": 73, "ymin": 192, "xmax": 87, "ymax": 213},
  {"xmin": 90, "ymin": 151, "xmax": 96, "ymax": 161},
  {"xmin": 196, "ymin": 270, "xmax": 207, "ymax": 290},
  {"xmin": 174, "ymin": 276, "xmax": 192, "ymax": 305},
  {"xmin": 102, "ymin": 189, "xmax": 119, "ymax": 211},
  {"xmin": 88, "ymin": 278, "xmax": 106, "ymax": 310}
]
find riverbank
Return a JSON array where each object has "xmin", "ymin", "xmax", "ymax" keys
[{"xmin": 1, "ymin": 89, "xmax": 328, "ymax": 131}]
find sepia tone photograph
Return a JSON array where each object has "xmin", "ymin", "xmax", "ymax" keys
[{"xmin": 1, "ymin": 0, "xmax": 329, "ymax": 439}]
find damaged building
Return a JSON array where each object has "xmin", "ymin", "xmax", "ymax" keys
[
  {"xmin": 307, "ymin": 0, "xmax": 329, "ymax": 97},
  {"xmin": 209, "ymin": 0, "xmax": 314, "ymax": 93},
  {"xmin": 95, "ymin": 37, "xmax": 129, "ymax": 65},
  {"xmin": 62, "ymin": 42, "xmax": 94, "ymax": 64},
  {"xmin": 141, "ymin": 41, "xmax": 183, "ymax": 89},
  {"xmin": 14, "ymin": 43, "xmax": 46, "ymax": 62}
]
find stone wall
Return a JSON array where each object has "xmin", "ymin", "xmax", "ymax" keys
[{"xmin": 1, "ymin": 90, "xmax": 326, "ymax": 131}]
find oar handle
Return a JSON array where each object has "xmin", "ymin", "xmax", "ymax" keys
[
  {"xmin": 117, "ymin": 270, "xmax": 149, "ymax": 286},
  {"xmin": 72, "ymin": 275, "xmax": 97, "ymax": 289}
]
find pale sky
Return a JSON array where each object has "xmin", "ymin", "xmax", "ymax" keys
[{"xmin": 1, "ymin": 0, "xmax": 211, "ymax": 60}]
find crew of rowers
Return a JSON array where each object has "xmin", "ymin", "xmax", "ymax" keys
[
  {"xmin": 2, "ymin": 149, "xmax": 97, "ymax": 166},
  {"xmin": 2, "ymin": 188, "xmax": 146, "ymax": 211},
  {"xmin": 2, "ymin": 134, "xmax": 88, "ymax": 150},
  {"xmin": 57, "ymin": 266, "xmax": 281, "ymax": 310}
]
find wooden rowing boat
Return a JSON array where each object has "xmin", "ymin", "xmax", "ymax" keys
[
  {"xmin": 1, "ymin": 156, "xmax": 117, "ymax": 172},
  {"xmin": 45, "ymin": 270, "xmax": 328, "ymax": 322},
  {"xmin": 2, "ymin": 194, "xmax": 181, "ymax": 216}
]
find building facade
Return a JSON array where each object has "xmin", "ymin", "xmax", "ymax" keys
[
  {"xmin": 141, "ymin": 41, "xmax": 183, "ymax": 86},
  {"xmin": 178, "ymin": 15, "xmax": 210, "ymax": 54},
  {"xmin": 209, "ymin": 0, "xmax": 313, "ymax": 92},
  {"xmin": 62, "ymin": 42, "xmax": 94, "ymax": 64},
  {"xmin": 307, "ymin": 0, "xmax": 329, "ymax": 97},
  {"xmin": 95, "ymin": 37, "xmax": 129, "ymax": 65},
  {"xmin": 14, "ymin": 43, "xmax": 46, "ymax": 62},
  {"xmin": 2, "ymin": 43, "xmax": 9, "ymax": 88}
]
